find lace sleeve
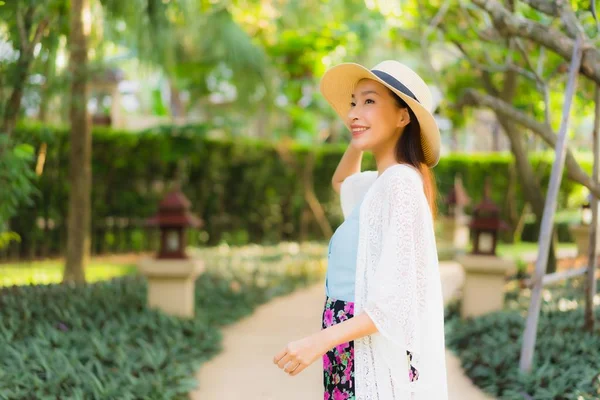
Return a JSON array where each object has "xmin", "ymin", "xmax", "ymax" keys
[{"xmin": 362, "ymin": 169, "xmax": 427, "ymax": 389}]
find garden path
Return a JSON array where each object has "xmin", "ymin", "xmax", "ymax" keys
[{"xmin": 190, "ymin": 261, "xmax": 496, "ymax": 400}]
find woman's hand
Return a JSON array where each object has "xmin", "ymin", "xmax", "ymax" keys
[{"xmin": 273, "ymin": 331, "xmax": 332, "ymax": 377}]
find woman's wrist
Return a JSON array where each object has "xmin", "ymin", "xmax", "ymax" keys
[{"xmin": 319, "ymin": 327, "xmax": 337, "ymax": 351}]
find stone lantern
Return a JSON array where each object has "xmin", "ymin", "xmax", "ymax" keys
[
  {"xmin": 569, "ymin": 193, "xmax": 599, "ymax": 257},
  {"xmin": 456, "ymin": 179, "xmax": 514, "ymax": 319},
  {"xmin": 441, "ymin": 174, "xmax": 471, "ymax": 252},
  {"xmin": 468, "ymin": 180, "xmax": 507, "ymax": 256},
  {"xmin": 445, "ymin": 174, "xmax": 470, "ymax": 218},
  {"xmin": 581, "ymin": 195, "xmax": 592, "ymax": 226},
  {"xmin": 146, "ymin": 190, "xmax": 202, "ymax": 259},
  {"xmin": 138, "ymin": 189, "xmax": 205, "ymax": 318}
]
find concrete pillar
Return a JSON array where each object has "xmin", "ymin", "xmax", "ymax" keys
[
  {"xmin": 456, "ymin": 254, "xmax": 514, "ymax": 319},
  {"xmin": 569, "ymin": 225, "xmax": 598, "ymax": 257},
  {"xmin": 440, "ymin": 215, "xmax": 470, "ymax": 252},
  {"xmin": 138, "ymin": 258, "xmax": 204, "ymax": 318}
]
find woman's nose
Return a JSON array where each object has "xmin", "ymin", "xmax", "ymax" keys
[{"xmin": 347, "ymin": 105, "xmax": 359, "ymax": 121}]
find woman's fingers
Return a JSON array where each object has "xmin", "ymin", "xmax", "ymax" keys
[
  {"xmin": 273, "ymin": 349, "xmax": 285, "ymax": 365},
  {"xmin": 276, "ymin": 352, "xmax": 292, "ymax": 370},
  {"xmin": 289, "ymin": 363, "xmax": 306, "ymax": 376}
]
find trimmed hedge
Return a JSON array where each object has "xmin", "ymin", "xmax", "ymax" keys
[
  {"xmin": 0, "ymin": 242, "xmax": 326, "ymax": 398},
  {"xmin": 445, "ymin": 278, "xmax": 600, "ymax": 399},
  {"xmin": 6, "ymin": 124, "xmax": 591, "ymax": 258}
]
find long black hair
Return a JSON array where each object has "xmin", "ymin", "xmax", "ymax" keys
[{"xmin": 389, "ymin": 90, "xmax": 437, "ymax": 218}]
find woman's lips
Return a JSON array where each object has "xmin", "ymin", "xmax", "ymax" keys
[{"xmin": 352, "ymin": 128, "xmax": 369, "ymax": 138}]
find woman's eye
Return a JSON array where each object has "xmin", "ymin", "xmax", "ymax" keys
[
  {"xmin": 350, "ymin": 102, "xmax": 356, "ymax": 107},
  {"xmin": 365, "ymin": 99, "xmax": 374, "ymax": 104}
]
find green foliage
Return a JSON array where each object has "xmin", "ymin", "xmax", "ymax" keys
[
  {"xmin": 0, "ymin": 242, "xmax": 325, "ymax": 398},
  {"xmin": 8, "ymin": 124, "xmax": 591, "ymax": 257},
  {"xmin": 0, "ymin": 135, "xmax": 37, "ymax": 248},
  {"xmin": 445, "ymin": 278, "xmax": 600, "ymax": 399}
]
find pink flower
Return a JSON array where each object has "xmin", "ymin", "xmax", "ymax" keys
[
  {"xmin": 344, "ymin": 360, "xmax": 353, "ymax": 384},
  {"xmin": 324, "ymin": 392, "xmax": 330, "ymax": 400},
  {"xmin": 335, "ymin": 342, "xmax": 348, "ymax": 354},
  {"xmin": 323, "ymin": 354, "xmax": 332, "ymax": 373},
  {"xmin": 333, "ymin": 387, "xmax": 349, "ymax": 400},
  {"xmin": 324, "ymin": 309, "xmax": 334, "ymax": 327},
  {"xmin": 344, "ymin": 302, "xmax": 354, "ymax": 315}
]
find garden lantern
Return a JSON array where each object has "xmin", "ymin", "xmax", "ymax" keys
[
  {"xmin": 581, "ymin": 194, "xmax": 592, "ymax": 226},
  {"xmin": 445, "ymin": 174, "xmax": 470, "ymax": 217},
  {"xmin": 469, "ymin": 180, "xmax": 508, "ymax": 256},
  {"xmin": 147, "ymin": 189, "xmax": 202, "ymax": 259}
]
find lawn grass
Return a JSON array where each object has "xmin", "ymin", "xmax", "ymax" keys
[
  {"xmin": 0, "ymin": 261, "xmax": 137, "ymax": 287},
  {"xmin": 496, "ymin": 242, "xmax": 577, "ymax": 260},
  {"xmin": 0, "ymin": 240, "xmax": 579, "ymax": 288}
]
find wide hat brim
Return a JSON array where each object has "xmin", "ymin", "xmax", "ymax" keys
[{"xmin": 320, "ymin": 62, "xmax": 440, "ymax": 168}]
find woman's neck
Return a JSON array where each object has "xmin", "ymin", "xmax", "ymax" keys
[{"xmin": 374, "ymin": 151, "xmax": 400, "ymax": 177}]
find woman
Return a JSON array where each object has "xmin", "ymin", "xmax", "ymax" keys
[{"xmin": 273, "ymin": 60, "xmax": 448, "ymax": 399}]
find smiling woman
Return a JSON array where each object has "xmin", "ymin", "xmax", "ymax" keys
[{"xmin": 274, "ymin": 61, "xmax": 448, "ymax": 400}]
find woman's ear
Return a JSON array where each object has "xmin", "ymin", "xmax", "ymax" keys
[{"xmin": 397, "ymin": 108, "xmax": 410, "ymax": 128}]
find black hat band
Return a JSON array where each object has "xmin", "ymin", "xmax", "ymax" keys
[{"xmin": 371, "ymin": 69, "xmax": 420, "ymax": 103}]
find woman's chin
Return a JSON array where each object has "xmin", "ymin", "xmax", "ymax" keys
[{"xmin": 351, "ymin": 140, "xmax": 372, "ymax": 152}]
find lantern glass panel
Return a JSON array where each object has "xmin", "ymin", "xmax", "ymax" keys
[
  {"xmin": 166, "ymin": 230, "xmax": 179, "ymax": 252},
  {"xmin": 479, "ymin": 232, "xmax": 494, "ymax": 254}
]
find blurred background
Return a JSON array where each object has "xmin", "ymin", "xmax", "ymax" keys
[{"xmin": 0, "ymin": 0, "xmax": 599, "ymax": 399}]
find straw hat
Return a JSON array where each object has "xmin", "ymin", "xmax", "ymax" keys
[{"xmin": 320, "ymin": 60, "xmax": 440, "ymax": 167}]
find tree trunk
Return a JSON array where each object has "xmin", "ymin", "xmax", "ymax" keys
[
  {"xmin": 499, "ymin": 119, "xmax": 558, "ymax": 272},
  {"xmin": 63, "ymin": 0, "xmax": 91, "ymax": 283},
  {"xmin": 502, "ymin": 57, "xmax": 556, "ymax": 268},
  {"xmin": 1, "ymin": 8, "xmax": 50, "ymax": 136},
  {"xmin": 169, "ymin": 79, "xmax": 185, "ymax": 120},
  {"xmin": 1, "ymin": 54, "xmax": 31, "ymax": 136},
  {"xmin": 494, "ymin": 63, "xmax": 558, "ymax": 272},
  {"xmin": 584, "ymin": 84, "xmax": 600, "ymax": 331}
]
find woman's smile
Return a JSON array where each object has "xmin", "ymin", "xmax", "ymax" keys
[{"xmin": 351, "ymin": 124, "xmax": 369, "ymax": 138}]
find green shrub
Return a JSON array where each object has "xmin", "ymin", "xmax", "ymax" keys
[
  {"xmin": 445, "ymin": 278, "xmax": 600, "ymax": 399},
  {"xmin": 7, "ymin": 124, "xmax": 591, "ymax": 258},
  {"xmin": 0, "ymin": 242, "xmax": 326, "ymax": 399}
]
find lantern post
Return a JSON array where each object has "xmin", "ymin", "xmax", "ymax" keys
[
  {"xmin": 138, "ymin": 189, "xmax": 204, "ymax": 318},
  {"xmin": 456, "ymin": 179, "xmax": 514, "ymax": 318},
  {"xmin": 441, "ymin": 174, "xmax": 470, "ymax": 253},
  {"xmin": 570, "ymin": 193, "xmax": 599, "ymax": 257}
]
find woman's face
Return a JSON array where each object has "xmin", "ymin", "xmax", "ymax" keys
[{"xmin": 347, "ymin": 79, "xmax": 409, "ymax": 153}]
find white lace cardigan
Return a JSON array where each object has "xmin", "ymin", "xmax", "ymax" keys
[{"xmin": 340, "ymin": 164, "xmax": 448, "ymax": 400}]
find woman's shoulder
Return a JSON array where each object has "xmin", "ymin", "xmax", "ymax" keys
[{"xmin": 380, "ymin": 164, "xmax": 423, "ymax": 186}]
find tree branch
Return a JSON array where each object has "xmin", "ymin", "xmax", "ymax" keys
[
  {"xmin": 16, "ymin": 7, "xmax": 29, "ymax": 53},
  {"xmin": 472, "ymin": 0, "xmax": 600, "ymax": 85},
  {"xmin": 520, "ymin": 0, "xmax": 558, "ymax": 16},
  {"xmin": 556, "ymin": 0, "xmax": 584, "ymax": 38},
  {"xmin": 459, "ymin": 89, "xmax": 600, "ymax": 198},
  {"xmin": 32, "ymin": 18, "xmax": 50, "ymax": 49},
  {"xmin": 513, "ymin": 38, "xmax": 551, "ymax": 124}
]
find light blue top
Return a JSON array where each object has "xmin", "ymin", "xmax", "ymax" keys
[{"xmin": 325, "ymin": 195, "xmax": 364, "ymax": 302}]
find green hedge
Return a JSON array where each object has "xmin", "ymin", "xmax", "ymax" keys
[
  {"xmin": 5, "ymin": 124, "xmax": 591, "ymax": 259},
  {"xmin": 0, "ymin": 242, "xmax": 325, "ymax": 398},
  {"xmin": 445, "ymin": 278, "xmax": 600, "ymax": 399}
]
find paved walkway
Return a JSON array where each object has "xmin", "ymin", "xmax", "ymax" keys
[{"xmin": 190, "ymin": 262, "xmax": 495, "ymax": 400}]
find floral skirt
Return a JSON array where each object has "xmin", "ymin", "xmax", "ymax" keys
[
  {"xmin": 321, "ymin": 297, "xmax": 420, "ymax": 399},
  {"xmin": 322, "ymin": 296, "xmax": 355, "ymax": 399}
]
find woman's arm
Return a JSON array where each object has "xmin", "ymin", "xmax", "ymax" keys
[
  {"xmin": 322, "ymin": 312, "xmax": 377, "ymax": 347},
  {"xmin": 273, "ymin": 312, "xmax": 378, "ymax": 377},
  {"xmin": 331, "ymin": 144, "xmax": 363, "ymax": 194}
]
